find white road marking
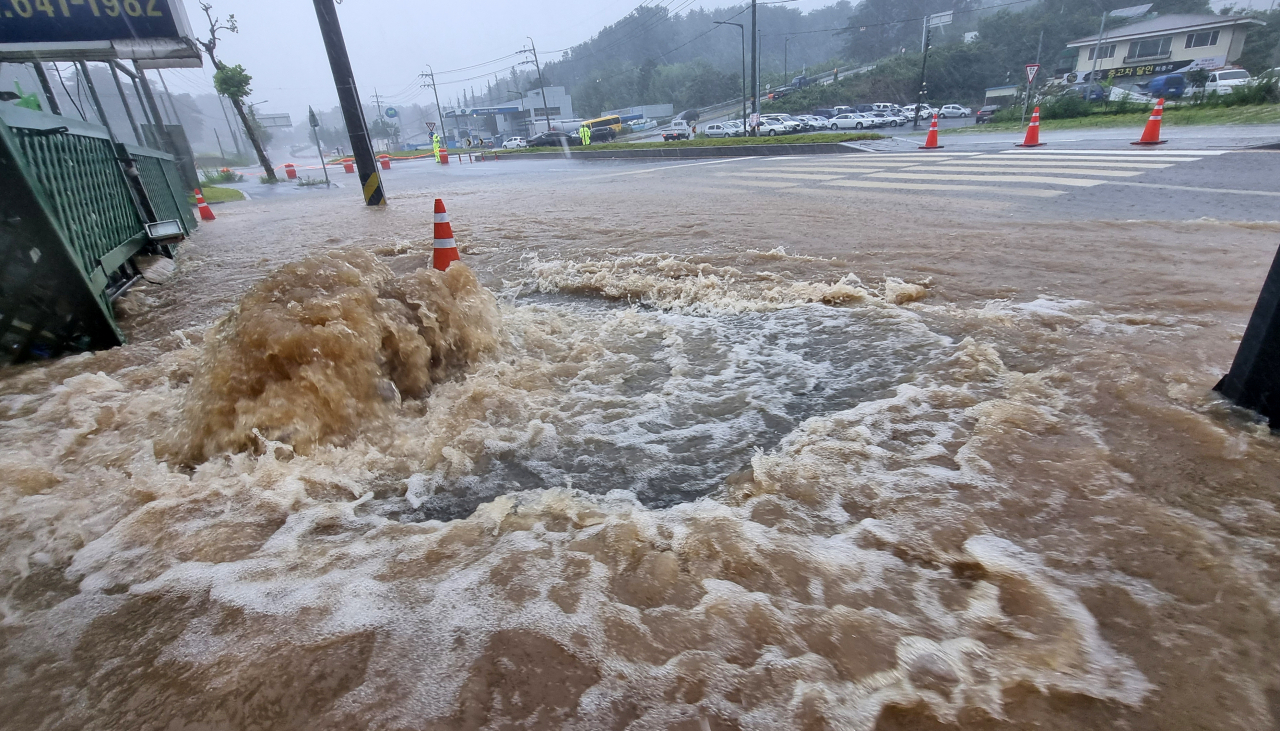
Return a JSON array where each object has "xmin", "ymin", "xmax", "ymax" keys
[
  {"xmin": 944, "ymin": 159, "xmax": 1174, "ymax": 169},
  {"xmin": 581, "ymin": 157, "xmax": 754, "ymax": 179},
  {"xmin": 900, "ymin": 165, "xmax": 1143, "ymax": 177},
  {"xmin": 715, "ymin": 171, "xmax": 844, "ymax": 181},
  {"xmin": 869, "ymin": 171, "xmax": 1105, "ymax": 187},
  {"xmin": 822, "ymin": 179, "xmax": 1062, "ymax": 197},
  {"xmin": 998, "ymin": 149, "xmax": 1224, "ymax": 156},
  {"xmin": 1102, "ymin": 181, "xmax": 1280, "ymax": 197},
  {"xmin": 752, "ymin": 166, "xmax": 889, "ymax": 174},
  {"xmin": 721, "ymin": 179, "xmax": 803, "ymax": 188},
  {"xmin": 995, "ymin": 153, "xmax": 1203, "ymax": 163}
]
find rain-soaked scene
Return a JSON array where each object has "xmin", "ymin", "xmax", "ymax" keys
[{"xmin": 2, "ymin": 0, "xmax": 1280, "ymax": 729}]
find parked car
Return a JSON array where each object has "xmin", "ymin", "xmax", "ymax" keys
[
  {"xmin": 871, "ymin": 102, "xmax": 896, "ymax": 113},
  {"xmin": 832, "ymin": 105, "xmax": 854, "ymax": 116},
  {"xmin": 975, "ymin": 105, "xmax": 1000, "ymax": 124},
  {"xmin": 901, "ymin": 104, "xmax": 937, "ymax": 120},
  {"xmin": 588, "ymin": 126, "xmax": 617, "ymax": 142},
  {"xmin": 828, "ymin": 113, "xmax": 875, "ymax": 130},
  {"xmin": 723, "ymin": 120, "xmax": 745, "ymax": 136},
  {"xmin": 869, "ymin": 111, "xmax": 905, "ymax": 127},
  {"xmin": 761, "ymin": 114, "xmax": 802, "ymax": 133},
  {"xmin": 755, "ymin": 118, "xmax": 789, "ymax": 136},
  {"xmin": 768, "ymin": 87, "xmax": 794, "ymax": 100},
  {"xmin": 702, "ymin": 123, "xmax": 734, "ymax": 138},
  {"xmin": 852, "ymin": 104, "xmax": 875, "ymax": 113},
  {"xmin": 1070, "ymin": 83, "xmax": 1107, "ymax": 101},
  {"xmin": 938, "ymin": 104, "xmax": 972, "ymax": 118},
  {"xmin": 500, "ymin": 137, "xmax": 527, "ymax": 149},
  {"xmin": 1144, "ymin": 73, "xmax": 1186, "ymax": 99},
  {"xmin": 1205, "ymin": 68, "xmax": 1252, "ymax": 95},
  {"xmin": 527, "ymin": 130, "xmax": 579, "ymax": 147},
  {"xmin": 813, "ymin": 108, "xmax": 837, "ymax": 118},
  {"xmin": 791, "ymin": 75, "xmax": 811, "ymax": 89}
]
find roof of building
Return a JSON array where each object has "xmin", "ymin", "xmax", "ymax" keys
[{"xmin": 1067, "ymin": 13, "xmax": 1265, "ymax": 48}]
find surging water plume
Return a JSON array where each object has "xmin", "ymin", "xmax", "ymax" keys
[{"xmin": 181, "ymin": 250, "xmax": 499, "ymax": 461}]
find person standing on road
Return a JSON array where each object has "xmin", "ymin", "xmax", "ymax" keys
[
  {"xmin": 432, "ymin": 134, "xmax": 441, "ymax": 162},
  {"xmin": 580, "ymin": 124, "xmax": 592, "ymax": 146}
]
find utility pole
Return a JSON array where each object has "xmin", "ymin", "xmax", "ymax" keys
[
  {"xmin": 422, "ymin": 65, "xmax": 445, "ymax": 133},
  {"xmin": 217, "ymin": 94, "xmax": 244, "ymax": 156},
  {"xmin": 913, "ymin": 23, "xmax": 931, "ymax": 130},
  {"xmin": 526, "ymin": 37, "xmax": 553, "ymax": 134},
  {"xmin": 750, "ymin": 0, "xmax": 758, "ymax": 123},
  {"xmin": 714, "ymin": 21, "xmax": 747, "ymax": 128},
  {"xmin": 312, "ymin": 0, "xmax": 385, "ymax": 206},
  {"xmin": 371, "ymin": 88, "xmax": 383, "ymax": 119}
]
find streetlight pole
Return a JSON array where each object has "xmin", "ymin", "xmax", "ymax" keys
[
  {"xmin": 715, "ymin": 21, "xmax": 747, "ymax": 128},
  {"xmin": 526, "ymin": 37, "xmax": 553, "ymax": 134}
]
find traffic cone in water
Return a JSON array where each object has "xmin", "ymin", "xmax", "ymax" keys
[
  {"xmin": 1132, "ymin": 98, "xmax": 1168, "ymax": 146},
  {"xmin": 919, "ymin": 114, "xmax": 943, "ymax": 150},
  {"xmin": 1016, "ymin": 107, "xmax": 1046, "ymax": 147},
  {"xmin": 432, "ymin": 198, "xmax": 459, "ymax": 271},
  {"xmin": 194, "ymin": 188, "xmax": 215, "ymax": 221}
]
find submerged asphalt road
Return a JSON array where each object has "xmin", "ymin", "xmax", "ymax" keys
[{"xmin": 228, "ymin": 124, "xmax": 1280, "ymax": 223}]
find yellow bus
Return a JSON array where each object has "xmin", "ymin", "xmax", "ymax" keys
[{"xmin": 584, "ymin": 115, "xmax": 622, "ymax": 134}]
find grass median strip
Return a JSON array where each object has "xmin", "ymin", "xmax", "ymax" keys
[{"xmin": 188, "ymin": 185, "xmax": 245, "ymax": 204}]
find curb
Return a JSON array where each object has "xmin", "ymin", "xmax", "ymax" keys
[{"xmin": 495, "ymin": 142, "xmax": 872, "ymax": 161}]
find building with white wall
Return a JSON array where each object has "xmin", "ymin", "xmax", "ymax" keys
[{"xmin": 1066, "ymin": 14, "xmax": 1265, "ymax": 84}]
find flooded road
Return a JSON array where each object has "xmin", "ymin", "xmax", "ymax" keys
[{"xmin": 2, "ymin": 153, "xmax": 1279, "ymax": 730}]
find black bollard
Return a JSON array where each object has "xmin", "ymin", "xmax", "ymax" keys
[{"xmin": 1215, "ymin": 244, "xmax": 1280, "ymax": 427}]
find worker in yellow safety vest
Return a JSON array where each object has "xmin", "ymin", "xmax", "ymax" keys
[
  {"xmin": 580, "ymin": 124, "xmax": 591, "ymax": 146},
  {"xmin": 432, "ymin": 134, "xmax": 442, "ymax": 162}
]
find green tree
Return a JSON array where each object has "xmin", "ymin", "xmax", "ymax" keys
[{"xmin": 198, "ymin": 3, "xmax": 275, "ymax": 182}]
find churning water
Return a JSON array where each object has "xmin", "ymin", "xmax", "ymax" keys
[{"xmin": 2, "ymin": 237, "xmax": 1278, "ymax": 731}]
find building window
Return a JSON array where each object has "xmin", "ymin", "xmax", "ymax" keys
[
  {"xmin": 1088, "ymin": 44, "xmax": 1117, "ymax": 61},
  {"xmin": 1185, "ymin": 30, "xmax": 1220, "ymax": 49},
  {"xmin": 1126, "ymin": 36, "xmax": 1173, "ymax": 61}
]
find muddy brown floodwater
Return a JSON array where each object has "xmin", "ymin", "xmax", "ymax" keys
[{"xmin": 2, "ymin": 164, "xmax": 1278, "ymax": 731}]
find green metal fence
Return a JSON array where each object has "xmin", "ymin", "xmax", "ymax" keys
[{"xmin": 0, "ymin": 104, "xmax": 195, "ymax": 364}]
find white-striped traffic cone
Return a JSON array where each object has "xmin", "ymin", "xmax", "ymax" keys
[
  {"xmin": 1132, "ymin": 98, "xmax": 1168, "ymax": 146},
  {"xmin": 194, "ymin": 188, "xmax": 215, "ymax": 221},
  {"xmin": 433, "ymin": 198, "xmax": 459, "ymax": 271}
]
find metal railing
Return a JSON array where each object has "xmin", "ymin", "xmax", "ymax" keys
[{"xmin": 0, "ymin": 104, "xmax": 193, "ymax": 364}]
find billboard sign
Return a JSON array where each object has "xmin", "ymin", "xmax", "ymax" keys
[{"xmin": 0, "ymin": 0, "xmax": 200, "ymax": 66}]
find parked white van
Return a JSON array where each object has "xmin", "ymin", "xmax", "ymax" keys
[{"xmin": 1205, "ymin": 69, "xmax": 1252, "ymax": 95}]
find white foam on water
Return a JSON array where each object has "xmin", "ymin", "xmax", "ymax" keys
[{"xmin": 8, "ymin": 248, "xmax": 1271, "ymax": 729}]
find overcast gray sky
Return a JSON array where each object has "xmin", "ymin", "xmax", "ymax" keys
[{"xmin": 166, "ymin": 0, "xmax": 835, "ymax": 119}]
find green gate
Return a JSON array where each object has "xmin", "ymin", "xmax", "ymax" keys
[{"xmin": 0, "ymin": 104, "xmax": 194, "ymax": 364}]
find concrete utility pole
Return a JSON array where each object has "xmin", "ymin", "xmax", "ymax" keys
[
  {"xmin": 422, "ymin": 65, "xmax": 445, "ymax": 132},
  {"xmin": 312, "ymin": 0, "xmax": 385, "ymax": 206},
  {"xmin": 750, "ymin": 0, "xmax": 758, "ymax": 120},
  {"xmin": 526, "ymin": 37, "xmax": 553, "ymax": 134},
  {"xmin": 913, "ymin": 23, "xmax": 931, "ymax": 130},
  {"xmin": 1216, "ymin": 244, "xmax": 1280, "ymax": 427}
]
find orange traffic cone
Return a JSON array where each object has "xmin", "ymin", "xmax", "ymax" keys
[
  {"xmin": 919, "ymin": 114, "xmax": 943, "ymax": 150},
  {"xmin": 1132, "ymin": 98, "xmax": 1168, "ymax": 146},
  {"xmin": 194, "ymin": 188, "xmax": 215, "ymax": 221},
  {"xmin": 1016, "ymin": 107, "xmax": 1046, "ymax": 147},
  {"xmin": 433, "ymin": 198, "xmax": 459, "ymax": 271}
]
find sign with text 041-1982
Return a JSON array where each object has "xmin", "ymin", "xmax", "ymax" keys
[{"xmin": 0, "ymin": 0, "xmax": 181, "ymax": 44}]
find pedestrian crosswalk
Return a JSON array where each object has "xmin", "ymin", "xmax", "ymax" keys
[{"xmin": 709, "ymin": 148, "xmax": 1225, "ymax": 199}]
